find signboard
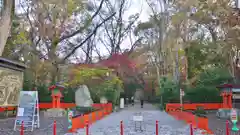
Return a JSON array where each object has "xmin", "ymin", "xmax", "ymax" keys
[
  {"xmin": 120, "ymin": 98, "xmax": 124, "ymax": 109},
  {"xmin": 14, "ymin": 91, "xmax": 39, "ymax": 131},
  {"xmin": 133, "ymin": 115, "xmax": 143, "ymax": 122},
  {"xmin": 17, "ymin": 108, "xmax": 24, "ymax": 116},
  {"xmin": 180, "ymin": 89, "xmax": 185, "ymax": 96},
  {"xmin": 68, "ymin": 109, "xmax": 73, "ymax": 129},
  {"xmin": 233, "ymin": 94, "xmax": 240, "ymax": 99},
  {"xmin": 231, "ymin": 109, "xmax": 239, "ymax": 131},
  {"xmin": 0, "ymin": 66, "xmax": 23, "ymax": 106},
  {"xmin": 231, "ymin": 109, "xmax": 238, "ymax": 122}
]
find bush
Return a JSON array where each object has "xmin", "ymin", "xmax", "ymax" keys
[
  {"xmin": 76, "ymin": 106, "xmax": 98, "ymax": 113},
  {"xmin": 193, "ymin": 106, "xmax": 207, "ymax": 117},
  {"xmin": 72, "ymin": 106, "xmax": 100, "ymax": 118},
  {"xmin": 90, "ymin": 76, "xmax": 123, "ymax": 108}
]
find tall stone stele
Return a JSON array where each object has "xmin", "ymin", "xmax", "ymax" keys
[
  {"xmin": 75, "ymin": 85, "xmax": 93, "ymax": 107},
  {"xmin": 0, "ymin": 57, "xmax": 26, "ymax": 107}
]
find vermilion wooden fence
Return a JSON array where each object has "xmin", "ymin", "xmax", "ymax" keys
[
  {"xmin": 166, "ymin": 103, "xmax": 224, "ymax": 134},
  {"xmin": 166, "ymin": 103, "xmax": 222, "ymax": 111},
  {"xmin": 16, "ymin": 103, "xmax": 112, "ymax": 135},
  {"xmin": 0, "ymin": 103, "xmax": 109, "ymax": 112},
  {"xmin": 69, "ymin": 103, "xmax": 112, "ymax": 132}
]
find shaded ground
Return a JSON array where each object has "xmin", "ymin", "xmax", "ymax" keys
[
  {"xmin": 207, "ymin": 112, "xmax": 240, "ymax": 135},
  {"xmin": 0, "ymin": 111, "xmax": 68, "ymax": 135},
  {"xmin": 66, "ymin": 103, "xmax": 204, "ymax": 135}
]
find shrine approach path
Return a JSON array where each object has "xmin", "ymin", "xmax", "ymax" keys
[{"xmin": 66, "ymin": 103, "xmax": 205, "ymax": 135}]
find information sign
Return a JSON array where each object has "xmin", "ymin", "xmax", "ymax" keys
[
  {"xmin": 133, "ymin": 115, "xmax": 143, "ymax": 122},
  {"xmin": 231, "ymin": 109, "xmax": 239, "ymax": 131},
  {"xmin": 14, "ymin": 91, "xmax": 40, "ymax": 131},
  {"xmin": 68, "ymin": 109, "xmax": 73, "ymax": 129},
  {"xmin": 133, "ymin": 112, "xmax": 144, "ymax": 132},
  {"xmin": 231, "ymin": 109, "xmax": 238, "ymax": 121}
]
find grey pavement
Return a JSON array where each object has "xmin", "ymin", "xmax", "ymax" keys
[
  {"xmin": 65, "ymin": 103, "xmax": 206, "ymax": 135},
  {"xmin": 0, "ymin": 112, "xmax": 67, "ymax": 135}
]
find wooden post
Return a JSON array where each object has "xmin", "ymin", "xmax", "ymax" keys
[
  {"xmin": 156, "ymin": 121, "xmax": 158, "ymax": 135},
  {"xmin": 52, "ymin": 96, "xmax": 56, "ymax": 108},
  {"xmin": 190, "ymin": 123, "xmax": 193, "ymax": 135},
  {"xmin": 226, "ymin": 120, "xmax": 230, "ymax": 135},
  {"xmin": 222, "ymin": 92, "xmax": 227, "ymax": 108},
  {"xmin": 229, "ymin": 93, "xmax": 232, "ymax": 108},
  {"xmin": 86, "ymin": 121, "xmax": 89, "ymax": 135},
  {"xmin": 120, "ymin": 121, "xmax": 123, "ymax": 135},
  {"xmin": 53, "ymin": 120, "xmax": 56, "ymax": 135},
  {"xmin": 56, "ymin": 98, "xmax": 60, "ymax": 108},
  {"xmin": 20, "ymin": 121, "xmax": 24, "ymax": 135}
]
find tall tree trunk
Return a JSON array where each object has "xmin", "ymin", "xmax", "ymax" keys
[{"xmin": 0, "ymin": 0, "xmax": 13, "ymax": 56}]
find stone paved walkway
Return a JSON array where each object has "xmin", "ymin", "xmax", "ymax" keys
[
  {"xmin": 0, "ymin": 111, "xmax": 68, "ymax": 135},
  {"xmin": 66, "ymin": 103, "xmax": 205, "ymax": 135}
]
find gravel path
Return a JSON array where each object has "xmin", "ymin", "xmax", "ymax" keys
[
  {"xmin": 0, "ymin": 111, "xmax": 68, "ymax": 135},
  {"xmin": 65, "ymin": 104, "xmax": 205, "ymax": 135}
]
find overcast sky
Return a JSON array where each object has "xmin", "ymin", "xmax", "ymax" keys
[
  {"xmin": 112, "ymin": 0, "xmax": 151, "ymax": 50},
  {"xmin": 15, "ymin": 0, "xmax": 153, "ymax": 60}
]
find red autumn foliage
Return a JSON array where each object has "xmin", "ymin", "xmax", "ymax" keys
[
  {"xmin": 98, "ymin": 53, "xmax": 136, "ymax": 70},
  {"xmin": 75, "ymin": 53, "xmax": 137, "ymax": 74}
]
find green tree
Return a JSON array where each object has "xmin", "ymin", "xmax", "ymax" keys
[{"xmin": 185, "ymin": 67, "xmax": 231, "ymax": 103}]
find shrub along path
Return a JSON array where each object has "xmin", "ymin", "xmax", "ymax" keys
[{"xmin": 66, "ymin": 103, "xmax": 205, "ymax": 135}]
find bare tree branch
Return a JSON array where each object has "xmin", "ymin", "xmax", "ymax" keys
[
  {"xmin": 62, "ymin": 12, "xmax": 116, "ymax": 61},
  {"xmin": 98, "ymin": 37, "xmax": 111, "ymax": 54},
  {"xmin": 59, "ymin": 0, "xmax": 105, "ymax": 42},
  {"xmin": 127, "ymin": 37, "xmax": 143, "ymax": 55}
]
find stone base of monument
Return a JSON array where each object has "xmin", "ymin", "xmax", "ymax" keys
[
  {"xmin": 216, "ymin": 108, "xmax": 240, "ymax": 119},
  {"xmin": 114, "ymin": 106, "xmax": 120, "ymax": 112},
  {"xmin": 44, "ymin": 108, "xmax": 66, "ymax": 118}
]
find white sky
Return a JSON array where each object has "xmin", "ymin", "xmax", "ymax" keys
[
  {"xmin": 89, "ymin": 0, "xmax": 153, "ymax": 59},
  {"xmin": 105, "ymin": 0, "xmax": 151, "ymax": 52},
  {"xmin": 120, "ymin": 0, "xmax": 150, "ymax": 47}
]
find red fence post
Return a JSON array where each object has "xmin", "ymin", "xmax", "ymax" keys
[
  {"xmin": 190, "ymin": 123, "xmax": 193, "ymax": 135},
  {"xmin": 86, "ymin": 121, "xmax": 89, "ymax": 135},
  {"xmin": 156, "ymin": 120, "xmax": 158, "ymax": 135},
  {"xmin": 20, "ymin": 121, "xmax": 24, "ymax": 135},
  {"xmin": 53, "ymin": 120, "xmax": 56, "ymax": 135},
  {"xmin": 226, "ymin": 120, "xmax": 230, "ymax": 135},
  {"xmin": 120, "ymin": 121, "xmax": 123, "ymax": 135}
]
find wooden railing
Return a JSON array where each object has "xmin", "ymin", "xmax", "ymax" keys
[
  {"xmin": 166, "ymin": 103, "xmax": 219, "ymax": 134},
  {"xmin": 166, "ymin": 103, "xmax": 222, "ymax": 111},
  {"xmin": 70, "ymin": 103, "xmax": 112, "ymax": 132}
]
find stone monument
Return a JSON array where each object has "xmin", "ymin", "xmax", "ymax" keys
[
  {"xmin": 75, "ymin": 85, "xmax": 93, "ymax": 107},
  {"xmin": 0, "ymin": 57, "xmax": 26, "ymax": 107},
  {"xmin": 100, "ymin": 97, "xmax": 108, "ymax": 104}
]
